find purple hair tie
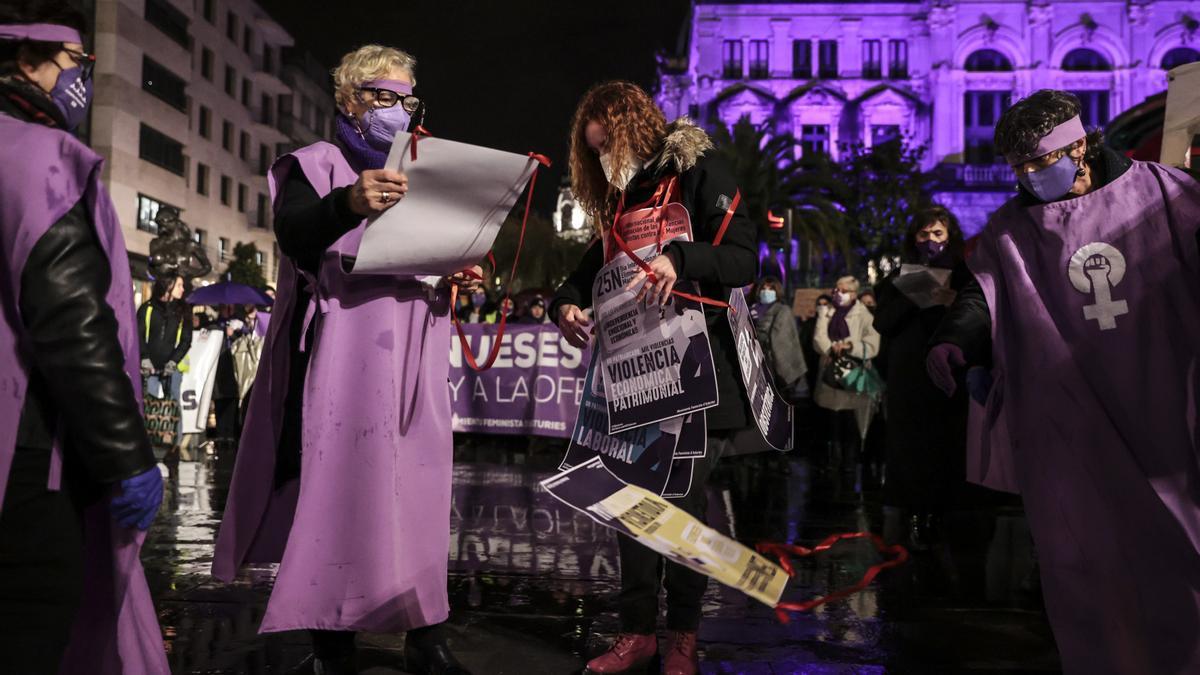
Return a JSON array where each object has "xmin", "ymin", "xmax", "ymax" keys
[
  {"xmin": 360, "ymin": 79, "xmax": 413, "ymax": 95},
  {"xmin": 1006, "ymin": 115, "xmax": 1087, "ymax": 165},
  {"xmin": 0, "ymin": 23, "xmax": 83, "ymax": 44}
]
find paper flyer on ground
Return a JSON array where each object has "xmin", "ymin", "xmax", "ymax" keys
[
  {"xmin": 541, "ymin": 457, "xmax": 788, "ymax": 607},
  {"xmin": 727, "ymin": 290, "xmax": 794, "ymax": 452}
]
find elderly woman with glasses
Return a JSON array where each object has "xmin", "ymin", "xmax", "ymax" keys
[{"xmin": 213, "ymin": 45, "xmax": 473, "ymax": 675}]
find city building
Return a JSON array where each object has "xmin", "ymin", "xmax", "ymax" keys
[
  {"xmin": 656, "ymin": 0, "xmax": 1200, "ymax": 235},
  {"xmin": 89, "ymin": 0, "xmax": 333, "ymax": 299},
  {"xmin": 553, "ymin": 179, "xmax": 594, "ymax": 241}
]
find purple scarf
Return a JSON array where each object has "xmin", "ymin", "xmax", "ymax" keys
[
  {"xmin": 827, "ymin": 303, "xmax": 853, "ymax": 341},
  {"xmin": 334, "ymin": 113, "xmax": 387, "ymax": 172}
]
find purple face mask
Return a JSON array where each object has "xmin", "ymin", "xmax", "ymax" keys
[
  {"xmin": 50, "ymin": 65, "xmax": 92, "ymax": 130},
  {"xmin": 918, "ymin": 240, "xmax": 948, "ymax": 264},
  {"xmin": 1018, "ymin": 153, "xmax": 1081, "ymax": 203},
  {"xmin": 359, "ymin": 105, "xmax": 412, "ymax": 150}
]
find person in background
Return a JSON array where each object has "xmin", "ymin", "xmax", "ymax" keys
[
  {"xmin": 137, "ymin": 274, "xmax": 192, "ymax": 402},
  {"xmin": 498, "ymin": 296, "xmax": 516, "ymax": 324},
  {"xmin": 0, "ymin": 2, "xmax": 166, "ymax": 672},
  {"xmin": 752, "ymin": 277, "xmax": 807, "ymax": 400},
  {"xmin": 858, "ymin": 288, "xmax": 876, "ymax": 313},
  {"xmin": 457, "ymin": 288, "xmax": 497, "ymax": 324},
  {"xmin": 813, "ymin": 276, "xmax": 881, "ymax": 473},
  {"xmin": 263, "ymin": 285, "xmax": 275, "ymax": 301},
  {"xmin": 518, "ymin": 297, "xmax": 548, "ymax": 324}
]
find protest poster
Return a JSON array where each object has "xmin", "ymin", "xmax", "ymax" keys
[
  {"xmin": 593, "ymin": 240, "xmax": 719, "ymax": 433},
  {"xmin": 727, "ymin": 290, "xmax": 794, "ymax": 453},
  {"xmin": 180, "ymin": 329, "xmax": 223, "ymax": 434},
  {"xmin": 541, "ymin": 457, "xmax": 788, "ymax": 607},
  {"xmin": 603, "ymin": 201, "xmax": 693, "ymax": 263},
  {"xmin": 449, "ymin": 323, "xmax": 588, "ymax": 438}
]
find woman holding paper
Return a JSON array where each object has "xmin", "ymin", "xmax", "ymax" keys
[
  {"xmin": 212, "ymin": 45, "xmax": 473, "ymax": 675},
  {"xmin": 551, "ymin": 81, "xmax": 756, "ymax": 675}
]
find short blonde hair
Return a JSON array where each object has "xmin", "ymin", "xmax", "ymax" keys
[
  {"xmin": 332, "ymin": 45, "xmax": 417, "ymax": 110},
  {"xmin": 836, "ymin": 276, "xmax": 860, "ymax": 293}
]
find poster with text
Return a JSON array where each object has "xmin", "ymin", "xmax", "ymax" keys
[{"xmin": 727, "ymin": 290, "xmax": 794, "ymax": 452}]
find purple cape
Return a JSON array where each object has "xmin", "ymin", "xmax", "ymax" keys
[
  {"xmin": 211, "ymin": 142, "xmax": 454, "ymax": 633},
  {"xmin": 0, "ymin": 115, "xmax": 168, "ymax": 674},
  {"xmin": 968, "ymin": 160, "xmax": 1200, "ymax": 673}
]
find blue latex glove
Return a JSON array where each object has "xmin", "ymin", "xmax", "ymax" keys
[
  {"xmin": 111, "ymin": 466, "xmax": 164, "ymax": 530},
  {"xmin": 966, "ymin": 367, "xmax": 994, "ymax": 406},
  {"xmin": 926, "ymin": 343, "xmax": 966, "ymax": 397}
]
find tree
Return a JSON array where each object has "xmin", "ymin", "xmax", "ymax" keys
[
  {"xmin": 225, "ymin": 241, "xmax": 266, "ymax": 288},
  {"xmin": 489, "ymin": 210, "xmax": 589, "ymax": 294},
  {"xmin": 838, "ymin": 139, "xmax": 934, "ymax": 273}
]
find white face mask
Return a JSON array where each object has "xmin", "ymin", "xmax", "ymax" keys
[{"xmin": 599, "ymin": 152, "xmax": 642, "ymax": 190}]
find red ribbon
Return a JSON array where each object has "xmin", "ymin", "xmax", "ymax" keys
[{"xmin": 756, "ymin": 533, "xmax": 909, "ymax": 623}]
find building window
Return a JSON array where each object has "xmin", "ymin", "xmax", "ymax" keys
[
  {"xmin": 793, "ymin": 40, "xmax": 812, "ymax": 79},
  {"xmin": 888, "ymin": 40, "xmax": 908, "ymax": 79},
  {"xmin": 255, "ymin": 250, "xmax": 265, "ymax": 266},
  {"xmin": 198, "ymin": 105, "xmax": 211, "ymax": 139},
  {"xmin": 965, "ymin": 49, "xmax": 1013, "ymax": 72},
  {"xmin": 260, "ymin": 93, "xmax": 273, "ymax": 125},
  {"xmin": 749, "ymin": 39, "xmax": 769, "ymax": 79},
  {"xmin": 220, "ymin": 175, "xmax": 231, "ymax": 205},
  {"xmin": 273, "ymin": 242, "xmax": 280, "ymax": 276},
  {"xmin": 1070, "ymin": 90, "xmax": 1111, "ymax": 128},
  {"xmin": 196, "ymin": 162, "xmax": 209, "ymax": 195},
  {"xmin": 224, "ymin": 65, "xmax": 236, "ymax": 96},
  {"xmin": 964, "ymin": 90, "xmax": 1012, "ymax": 164},
  {"xmin": 799, "ymin": 124, "xmax": 830, "ymax": 157},
  {"xmin": 818, "ymin": 40, "xmax": 838, "ymax": 78},
  {"xmin": 239, "ymin": 131, "xmax": 250, "ymax": 160},
  {"xmin": 138, "ymin": 123, "xmax": 186, "ymax": 175},
  {"xmin": 315, "ymin": 109, "xmax": 327, "ymax": 137},
  {"xmin": 722, "ymin": 40, "xmax": 743, "ymax": 79},
  {"xmin": 1062, "ymin": 48, "xmax": 1111, "ymax": 72},
  {"xmin": 225, "ymin": 10, "xmax": 237, "ymax": 41},
  {"xmin": 256, "ymin": 193, "xmax": 268, "ymax": 230},
  {"xmin": 136, "ymin": 194, "xmax": 179, "ymax": 234},
  {"xmin": 201, "ymin": 0, "xmax": 215, "ymax": 23},
  {"xmin": 142, "ymin": 56, "xmax": 187, "ymax": 111},
  {"xmin": 200, "ymin": 47, "xmax": 213, "ymax": 81},
  {"xmin": 218, "ymin": 237, "xmax": 229, "ymax": 262},
  {"xmin": 862, "ymin": 39, "xmax": 882, "ymax": 79},
  {"xmin": 1161, "ymin": 47, "xmax": 1200, "ymax": 70},
  {"xmin": 144, "ymin": 0, "xmax": 189, "ymax": 48},
  {"xmin": 242, "ymin": 26, "xmax": 253, "ymax": 54},
  {"xmin": 237, "ymin": 183, "xmax": 247, "ymax": 213},
  {"xmin": 222, "ymin": 120, "xmax": 233, "ymax": 151},
  {"xmin": 262, "ymin": 46, "xmax": 274, "ymax": 74},
  {"xmin": 258, "ymin": 143, "xmax": 270, "ymax": 173},
  {"xmin": 241, "ymin": 78, "xmax": 251, "ymax": 106},
  {"xmin": 193, "ymin": 228, "xmax": 206, "ymax": 246},
  {"xmin": 871, "ymin": 125, "xmax": 902, "ymax": 146}
]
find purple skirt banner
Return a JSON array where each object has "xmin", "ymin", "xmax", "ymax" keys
[{"xmin": 450, "ymin": 323, "xmax": 589, "ymax": 438}]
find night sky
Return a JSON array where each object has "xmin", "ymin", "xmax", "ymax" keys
[{"xmin": 258, "ymin": 0, "xmax": 693, "ymax": 213}]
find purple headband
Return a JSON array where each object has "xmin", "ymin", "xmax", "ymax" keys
[
  {"xmin": 1006, "ymin": 115, "xmax": 1087, "ymax": 165},
  {"xmin": 0, "ymin": 23, "xmax": 83, "ymax": 44},
  {"xmin": 360, "ymin": 79, "xmax": 413, "ymax": 95}
]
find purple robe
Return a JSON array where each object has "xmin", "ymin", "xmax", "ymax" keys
[
  {"xmin": 968, "ymin": 160, "xmax": 1200, "ymax": 673},
  {"xmin": 0, "ymin": 115, "xmax": 168, "ymax": 674},
  {"xmin": 211, "ymin": 142, "xmax": 453, "ymax": 633}
]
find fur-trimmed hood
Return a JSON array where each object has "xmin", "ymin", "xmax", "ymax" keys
[{"xmin": 649, "ymin": 117, "xmax": 713, "ymax": 175}]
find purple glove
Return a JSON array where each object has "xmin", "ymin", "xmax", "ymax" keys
[
  {"xmin": 111, "ymin": 466, "xmax": 164, "ymax": 530},
  {"xmin": 926, "ymin": 343, "xmax": 966, "ymax": 397}
]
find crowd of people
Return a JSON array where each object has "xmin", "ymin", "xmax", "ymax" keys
[{"xmin": 3, "ymin": 2, "xmax": 1200, "ymax": 675}]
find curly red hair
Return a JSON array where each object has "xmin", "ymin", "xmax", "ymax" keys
[{"xmin": 568, "ymin": 81, "xmax": 668, "ymax": 231}]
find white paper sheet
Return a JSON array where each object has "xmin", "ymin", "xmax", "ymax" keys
[
  {"xmin": 1162, "ymin": 61, "xmax": 1200, "ymax": 169},
  {"xmin": 351, "ymin": 134, "xmax": 538, "ymax": 276}
]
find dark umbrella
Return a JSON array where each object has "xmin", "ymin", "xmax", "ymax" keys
[{"xmin": 187, "ymin": 281, "xmax": 273, "ymax": 307}]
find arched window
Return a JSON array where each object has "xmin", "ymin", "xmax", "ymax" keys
[
  {"xmin": 964, "ymin": 49, "xmax": 1013, "ymax": 72},
  {"xmin": 1162, "ymin": 47, "xmax": 1200, "ymax": 71},
  {"xmin": 1062, "ymin": 48, "xmax": 1111, "ymax": 71}
]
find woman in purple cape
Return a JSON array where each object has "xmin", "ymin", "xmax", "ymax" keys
[
  {"xmin": 211, "ymin": 45, "xmax": 475, "ymax": 675},
  {"xmin": 0, "ymin": 2, "xmax": 167, "ymax": 673},
  {"xmin": 928, "ymin": 89, "xmax": 1200, "ymax": 673}
]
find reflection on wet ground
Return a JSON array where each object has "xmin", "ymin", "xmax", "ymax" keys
[{"xmin": 145, "ymin": 438, "xmax": 1061, "ymax": 674}]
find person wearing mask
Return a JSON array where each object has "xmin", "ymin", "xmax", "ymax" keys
[
  {"xmin": 552, "ymin": 81, "xmax": 755, "ymax": 675},
  {"xmin": 213, "ymin": 45, "xmax": 475, "ymax": 675},
  {"xmin": 752, "ymin": 277, "xmax": 807, "ymax": 400},
  {"xmin": 813, "ymin": 277, "xmax": 881, "ymax": 473},
  {"xmin": 137, "ymin": 274, "xmax": 192, "ymax": 401},
  {"xmin": 858, "ymin": 289, "xmax": 876, "ymax": 313},
  {"xmin": 927, "ymin": 89, "xmax": 1200, "ymax": 673},
  {"xmin": 457, "ymin": 288, "xmax": 497, "ymax": 324},
  {"xmin": 0, "ymin": 3, "xmax": 166, "ymax": 673},
  {"xmin": 518, "ymin": 297, "xmax": 548, "ymax": 324}
]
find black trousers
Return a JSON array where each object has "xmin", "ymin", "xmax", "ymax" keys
[
  {"xmin": 0, "ymin": 445, "xmax": 86, "ymax": 674},
  {"xmin": 617, "ymin": 434, "xmax": 728, "ymax": 634}
]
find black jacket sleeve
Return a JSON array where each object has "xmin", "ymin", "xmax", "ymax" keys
[
  {"xmin": 274, "ymin": 160, "xmax": 363, "ymax": 273},
  {"xmin": 664, "ymin": 156, "xmax": 757, "ymax": 288},
  {"xmin": 136, "ymin": 302, "xmax": 151, "ymax": 362},
  {"xmin": 19, "ymin": 199, "xmax": 156, "ymax": 484},
  {"xmin": 550, "ymin": 239, "xmax": 603, "ymax": 322},
  {"xmin": 168, "ymin": 310, "xmax": 192, "ymax": 365},
  {"xmin": 872, "ymin": 273, "xmax": 918, "ymax": 338},
  {"xmin": 929, "ymin": 270, "xmax": 992, "ymax": 365}
]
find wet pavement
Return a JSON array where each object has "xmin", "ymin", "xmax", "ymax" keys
[{"xmin": 145, "ymin": 437, "xmax": 1062, "ymax": 674}]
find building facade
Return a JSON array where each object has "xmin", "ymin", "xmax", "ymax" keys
[
  {"xmin": 90, "ymin": 0, "xmax": 332, "ymax": 296},
  {"xmin": 657, "ymin": 0, "xmax": 1200, "ymax": 234}
]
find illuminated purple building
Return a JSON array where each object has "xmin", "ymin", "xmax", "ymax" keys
[{"xmin": 656, "ymin": 0, "xmax": 1200, "ymax": 235}]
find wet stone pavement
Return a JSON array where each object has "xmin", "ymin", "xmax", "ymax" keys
[{"xmin": 144, "ymin": 437, "xmax": 1062, "ymax": 674}]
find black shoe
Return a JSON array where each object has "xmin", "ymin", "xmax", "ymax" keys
[
  {"xmin": 287, "ymin": 654, "xmax": 357, "ymax": 675},
  {"xmin": 404, "ymin": 640, "xmax": 472, "ymax": 675}
]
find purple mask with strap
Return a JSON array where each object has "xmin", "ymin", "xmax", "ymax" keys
[{"xmin": 0, "ymin": 23, "xmax": 92, "ymax": 130}]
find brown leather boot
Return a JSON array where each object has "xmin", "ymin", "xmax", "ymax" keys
[
  {"xmin": 583, "ymin": 633, "xmax": 658, "ymax": 674},
  {"xmin": 662, "ymin": 631, "xmax": 699, "ymax": 675}
]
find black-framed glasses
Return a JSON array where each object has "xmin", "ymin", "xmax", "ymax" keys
[
  {"xmin": 356, "ymin": 87, "xmax": 421, "ymax": 113},
  {"xmin": 63, "ymin": 49, "xmax": 96, "ymax": 81}
]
